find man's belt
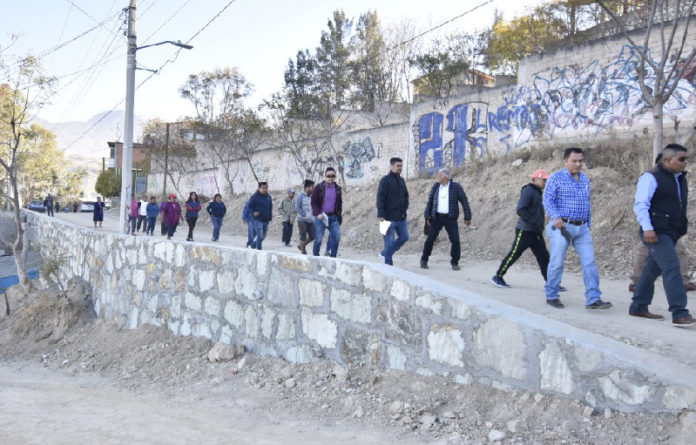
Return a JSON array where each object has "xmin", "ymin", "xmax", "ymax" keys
[{"xmin": 561, "ymin": 218, "xmax": 585, "ymax": 225}]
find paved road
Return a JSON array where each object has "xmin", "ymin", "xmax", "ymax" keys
[{"xmin": 50, "ymin": 210, "xmax": 696, "ymax": 368}]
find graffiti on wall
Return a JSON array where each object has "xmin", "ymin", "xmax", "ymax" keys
[
  {"xmin": 414, "ymin": 44, "xmax": 696, "ymax": 173},
  {"xmin": 197, "ymin": 174, "xmax": 218, "ymax": 197},
  {"xmin": 341, "ymin": 137, "xmax": 376, "ymax": 179}
]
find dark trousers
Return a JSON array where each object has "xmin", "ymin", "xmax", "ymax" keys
[
  {"xmin": 128, "ymin": 215, "xmax": 137, "ymax": 234},
  {"xmin": 496, "ymin": 229, "xmax": 549, "ymax": 280},
  {"xmin": 137, "ymin": 215, "xmax": 146, "ymax": 231},
  {"xmin": 631, "ymin": 233, "xmax": 690, "ymax": 320},
  {"xmin": 298, "ymin": 220, "xmax": 316, "ymax": 243},
  {"xmin": 161, "ymin": 220, "xmax": 166, "ymax": 236},
  {"xmin": 166, "ymin": 224, "xmax": 176, "ymax": 237},
  {"xmin": 282, "ymin": 221, "xmax": 293, "ymax": 244},
  {"xmin": 186, "ymin": 216, "xmax": 197, "ymax": 240},
  {"xmin": 46, "ymin": 206, "xmax": 54, "ymax": 217},
  {"xmin": 146, "ymin": 217, "xmax": 157, "ymax": 235},
  {"xmin": 421, "ymin": 213, "xmax": 460, "ymax": 265}
]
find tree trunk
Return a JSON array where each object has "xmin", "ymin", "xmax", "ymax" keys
[
  {"xmin": 652, "ymin": 100, "xmax": 665, "ymax": 162},
  {"xmin": 9, "ymin": 171, "xmax": 29, "ymax": 289}
]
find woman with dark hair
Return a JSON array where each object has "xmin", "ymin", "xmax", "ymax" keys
[
  {"xmin": 206, "ymin": 193, "xmax": 227, "ymax": 242},
  {"xmin": 93, "ymin": 196, "xmax": 105, "ymax": 228},
  {"xmin": 185, "ymin": 191, "xmax": 201, "ymax": 241}
]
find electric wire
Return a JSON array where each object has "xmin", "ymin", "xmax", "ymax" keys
[
  {"xmin": 140, "ymin": 0, "xmax": 192, "ymax": 45},
  {"xmin": 63, "ymin": 0, "xmax": 239, "ymax": 151}
]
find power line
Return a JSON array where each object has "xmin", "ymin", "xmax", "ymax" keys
[
  {"xmin": 141, "ymin": 0, "xmax": 192, "ymax": 45},
  {"xmin": 65, "ymin": 0, "xmax": 121, "ymax": 37},
  {"xmin": 391, "ymin": 0, "xmax": 496, "ymax": 49},
  {"xmin": 63, "ymin": 0, "xmax": 239, "ymax": 151}
]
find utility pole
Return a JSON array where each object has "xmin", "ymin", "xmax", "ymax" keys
[
  {"xmin": 102, "ymin": 157, "xmax": 105, "ymax": 172},
  {"xmin": 119, "ymin": 0, "xmax": 137, "ymax": 234},
  {"xmin": 162, "ymin": 122, "xmax": 169, "ymax": 197}
]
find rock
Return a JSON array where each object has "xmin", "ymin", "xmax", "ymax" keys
[
  {"xmin": 533, "ymin": 394, "xmax": 544, "ymax": 403},
  {"xmin": 583, "ymin": 406, "xmax": 595, "ymax": 417},
  {"xmin": 511, "ymin": 159, "xmax": 523, "ymax": 166},
  {"xmin": 488, "ymin": 429, "xmax": 506, "ymax": 442},
  {"xmin": 352, "ymin": 407, "xmax": 364, "ymax": 418},
  {"xmin": 389, "ymin": 400, "xmax": 404, "ymax": 415},
  {"xmin": 507, "ymin": 419, "xmax": 520, "ymax": 433},
  {"xmin": 207, "ymin": 343, "xmax": 243, "ymax": 362},
  {"xmin": 420, "ymin": 413, "xmax": 437, "ymax": 430},
  {"xmin": 284, "ymin": 378, "xmax": 296, "ymax": 389},
  {"xmin": 442, "ymin": 411, "xmax": 457, "ymax": 419},
  {"xmin": 485, "ymin": 421, "xmax": 493, "ymax": 428},
  {"xmin": 332, "ymin": 365, "xmax": 349, "ymax": 383},
  {"xmin": 604, "ymin": 408, "xmax": 613, "ymax": 419}
]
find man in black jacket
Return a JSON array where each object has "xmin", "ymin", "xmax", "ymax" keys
[
  {"xmin": 420, "ymin": 168, "xmax": 471, "ymax": 270},
  {"xmin": 491, "ymin": 169, "xmax": 553, "ymax": 288},
  {"xmin": 377, "ymin": 157, "xmax": 409, "ymax": 265},
  {"xmin": 631, "ymin": 143, "xmax": 696, "ymax": 327}
]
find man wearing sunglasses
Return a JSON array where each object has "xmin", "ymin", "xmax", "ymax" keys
[
  {"xmin": 311, "ymin": 167, "xmax": 342, "ymax": 257},
  {"xmin": 631, "ymin": 143, "xmax": 696, "ymax": 327}
]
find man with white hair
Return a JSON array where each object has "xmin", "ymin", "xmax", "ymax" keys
[{"xmin": 420, "ymin": 168, "xmax": 472, "ymax": 270}]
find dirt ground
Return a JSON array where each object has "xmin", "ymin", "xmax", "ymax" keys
[{"xmin": 0, "ymin": 282, "xmax": 694, "ymax": 445}]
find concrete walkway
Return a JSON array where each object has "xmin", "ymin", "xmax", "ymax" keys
[{"xmin": 50, "ymin": 210, "xmax": 696, "ymax": 369}]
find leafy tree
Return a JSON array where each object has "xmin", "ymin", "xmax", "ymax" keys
[
  {"xmin": 284, "ymin": 49, "xmax": 320, "ymax": 118},
  {"xmin": 351, "ymin": 10, "xmax": 389, "ymax": 112},
  {"xmin": 409, "ymin": 40, "xmax": 470, "ymax": 99},
  {"xmin": 0, "ymin": 54, "xmax": 55, "ymax": 289},
  {"xmin": 95, "ymin": 169, "xmax": 121, "ymax": 198},
  {"xmin": 315, "ymin": 10, "xmax": 354, "ymax": 113}
]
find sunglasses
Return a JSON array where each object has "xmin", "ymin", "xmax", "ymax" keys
[
  {"xmin": 326, "ymin": 174, "xmax": 336, "ymax": 178},
  {"xmin": 678, "ymin": 156, "xmax": 688, "ymax": 162}
]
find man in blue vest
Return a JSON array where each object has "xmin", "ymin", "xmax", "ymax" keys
[{"xmin": 631, "ymin": 143, "xmax": 696, "ymax": 327}]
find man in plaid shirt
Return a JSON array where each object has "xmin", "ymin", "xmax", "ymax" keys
[{"xmin": 542, "ymin": 147, "xmax": 612, "ymax": 310}]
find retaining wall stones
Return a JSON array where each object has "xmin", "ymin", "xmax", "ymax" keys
[{"xmin": 26, "ymin": 212, "xmax": 696, "ymax": 413}]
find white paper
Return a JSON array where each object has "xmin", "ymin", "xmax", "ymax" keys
[
  {"xmin": 379, "ymin": 220, "xmax": 391, "ymax": 235},
  {"xmin": 320, "ymin": 212, "xmax": 330, "ymax": 227}
]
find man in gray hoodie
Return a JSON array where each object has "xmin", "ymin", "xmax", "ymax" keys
[{"xmin": 295, "ymin": 179, "xmax": 315, "ymax": 254}]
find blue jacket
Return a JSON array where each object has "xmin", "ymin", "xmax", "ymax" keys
[
  {"xmin": 146, "ymin": 202, "xmax": 160, "ymax": 218},
  {"xmin": 207, "ymin": 201, "xmax": 227, "ymax": 218},
  {"xmin": 242, "ymin": 200, "xmax": 253, "ymax": 222},
  {"xmin": 185, "ymin": 200, "xmax": 201, "ymax": 218},
  {"xmin": 248, "ymin": 191, "xmax": 273, "ymax": 222}
]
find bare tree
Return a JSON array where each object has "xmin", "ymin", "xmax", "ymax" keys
[
  {"xmin": 0, "ymin": 55, "xmax": 55, "ymax": 289},
  {"xmin": 144, "ymin": 119, "xmax": 197, "ymax": 198},
  {"xmin": 598, "ymin": 0, "xmax": 696, "ymax": 158}
]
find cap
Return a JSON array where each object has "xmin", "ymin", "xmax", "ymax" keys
[
  {"xmin": 288, "ymin": 188, "xmax": 296, "ymax": 194},
  {"xmin": 532, "ymin": 169, "xmax": 549, "ymax": 180},
  {"xmin": 168, "ymin": 193, "xmax": 177, "ymax": 198}
]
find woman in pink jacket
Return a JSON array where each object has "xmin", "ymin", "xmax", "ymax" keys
[{"xmin": 129, "ymin": 194, "xmax": 139, "ymax": 235}]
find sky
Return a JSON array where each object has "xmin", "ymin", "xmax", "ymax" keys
[{"xmin": 1, "ymin": 0, "xmax": 544, "ymax": 143}]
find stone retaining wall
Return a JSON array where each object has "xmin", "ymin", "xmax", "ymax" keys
[{"xmin": 25, "ymin": 211, "xmax": 696, "ymax": 413}]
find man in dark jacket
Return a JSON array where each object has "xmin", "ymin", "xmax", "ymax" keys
[
  {"xmin": 248, "ymin": 182, "xmax": 273, "ymax": 250},
  {"xmin": 311, "ymin": 167, "xmax": 342, "ymax": 257},
  {"xmin": 420, "ymin": 168, "xmax": 472, "ymax": 270},
  {"xmin": 491, "ymin": 169, "xmax": 552, "ymax": 288},
  {"xmin": 377, "ymin": 157, "xmax": 409, "ymax": 265},
  {"xmin": 631, "ymin": 143, "xmax": 696, "ymax": 327}
]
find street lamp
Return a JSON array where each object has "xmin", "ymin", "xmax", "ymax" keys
[{"xmin": 118, "ymin": 0, "xmax": 193, "ymax": 235}]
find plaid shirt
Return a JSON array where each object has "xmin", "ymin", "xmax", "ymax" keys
[{"xmin": 543, "ymin": 168, "xmax": 592, "ymax": 227}]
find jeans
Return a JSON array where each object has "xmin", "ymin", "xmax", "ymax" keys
[
  {"xmin": 166, "ymin": 224, "xmax": 176, "ymax": 238},
  {"xmin": 245, "ymin": 220, "xmax": 254, "ymax": 247},
  {"xmin": 421, "ymin": 214, "xmax": 460, "ymax": 265},
  {"xmin": 545, "ymin": 222, "xmax": 601, "ymax": 304},
  {"xmin": 186, "ymin": 216, "xmax": 197, "ymax": 240},
  {"xmin": 211, "ymin": 216, "xmax": 223, "ymax": 240},
  {"xmin": 252, "ymin": 220, "xmax": 269, "ymax": 250},
  {"xmin": 282, "ymin": 221, "xmax": 293, "ymax": 245},
  {"xmin": 313, "ymin": 215, "xmax": 340, "ymax": 257},
  {"xmin": 496, "ymin": 229, "xmax": 549, "ymax": 280},
  {"xmin": 382, "ymin": 219, "xmax": 409, "ymax": 265},
  {"xmin": 128, "ymin": 215, "xmax": 137, "ymax": 234},
  {"xmin": 146, "ymin": 217, "xmax": 157, "ymax": 235},
  {"xmin": 46, "ymin": 206, "xmax": 54, "ymax": 217},
  {"xmin": 631, "ymin": 233, "xmax": 690, "ymax": 320}
]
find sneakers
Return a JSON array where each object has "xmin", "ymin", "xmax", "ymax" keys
[
  {"xmin": 490, "ymin": 275, "xmax": 511, "ymax": 288},
  {"xmin": 546, "ymin": 299, "xmax": 565, "ymax": 308},
  {"xmin": 672, "ymin": 315, "xmax": 696, "ymax": 327},
  {"xmin": 558, "ymin": 285, "xmax": 567, "ymax": 292},
  {"xmin": 451, "ymin": 264, "xmax": 460, "ymax": 271},
  {"xmin": 420, "ymin": 261, "xmax": 429, "ymax": 269},
  {"xmin": 585, "ymin": 299, "xmax": 613, "ymax": 310}
]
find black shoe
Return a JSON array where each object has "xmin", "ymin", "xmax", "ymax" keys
[
  {"xmin": 559, "ymin": 285, "xmax": 567, "ymax": 292},
  {"xmin": 546, "ymin": 299, "xmax": 565, "ymax": 308},
  {"xmin": 586, "ymin": 299, "xmax": 612, "ymax": 310},
  {"xmin": 420, "ymin": 261, "xmax": 429, "ymax": 269},
  {"xmin": 451, "ymin": 264, "xmax": 460, "ymax": 271}
]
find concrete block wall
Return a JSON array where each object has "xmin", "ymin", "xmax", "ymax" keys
[{"xmin": 25, "ymin": 212, "xmax": 696, "ymax": 413}]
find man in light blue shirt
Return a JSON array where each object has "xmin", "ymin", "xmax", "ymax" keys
[
  {"xmin": 631, "ymin": 143, "xmax": 695, "ymax": 327},
  {"xmin": 543, "ymin": 147, "xmax": 611, "ymax": 310}
]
